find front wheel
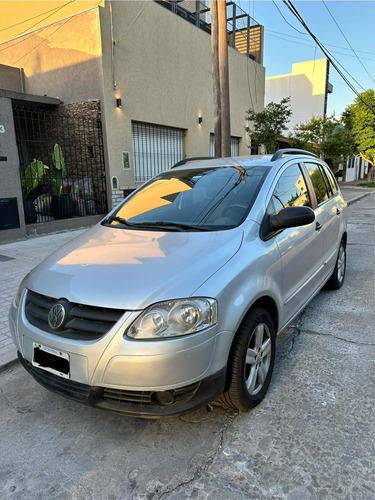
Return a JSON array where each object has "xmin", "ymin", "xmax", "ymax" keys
[
  {"xmin": 220, "ymin": 307, "xmax": 276, "ymax": 412},
  {"xmin": 326, "ymin": 240, "xmax": 346, "ymax": 290}
]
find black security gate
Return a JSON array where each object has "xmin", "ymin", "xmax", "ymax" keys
[{"xmin": 13, "ymin": 103, "xmax": 107, "ymax": 224}]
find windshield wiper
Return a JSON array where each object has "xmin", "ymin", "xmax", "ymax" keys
[
  {"xmin": 128, "ymin": 221, "xmax": 213, "ymax": 232},
  {"xmin": 105, "ymin": 215, "xmax": 138, "ymax": 227},
  {"xmin": 105, "ymin": 216, "xmax": 212, "ymax": 231}
]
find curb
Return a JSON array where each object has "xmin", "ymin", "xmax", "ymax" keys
[
  {"xmin": 347, "ymin": 191, "xmax": 373, "ymax": 206},
  {"xmin": 0, "ymin": 351, "xmax": 18, "ymax": 374}
]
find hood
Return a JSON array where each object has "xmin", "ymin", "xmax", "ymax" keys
[{"xmin": 27, "ymin": 224, "xmax": 244, "ymax": 310}]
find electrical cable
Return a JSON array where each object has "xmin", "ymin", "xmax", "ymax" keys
[
  {"xmin": 2, "ymin": 0, "xmax": 76, "ymax": 41},
  {"xmin": 113, "ymin": 3, "xmax": 148, "ymax": 45},
  {"xmin": 12, "ymin": 17, "xmax": 72, "ymax": 65},
  {"xmin": 0, "ymin": 4, "xmax": 67, "ymax": 33},
  {"xmin": 281, "ymin": 0, "xmax": 374, "ymax": 112},
  {"xmin": 271, "ymin": 0, "xmax": 309, "ymax": 35},
  {"xmin": 322, "ymin": 0, "xmax": 375, "ymax": 85},
  {"xmin": 265, "ymin": 28, "xmax": 375, "ymax": 56},
  {"xmin": 265, "ymin": 32, "xmax": 375, "ymax": 62}
]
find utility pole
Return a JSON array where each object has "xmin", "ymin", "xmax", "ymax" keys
[
  {"xmin": 210, "ymin": 0, "xmax": 231, "ymax": 157},
  {"xmin": 210, "ymin": 0, "xmax": 221, "ymax": 157},
  {"xmin": 217, "ymin": 0, "xmax": 231, "ymax": 157}
]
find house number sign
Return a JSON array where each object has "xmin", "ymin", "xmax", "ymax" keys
[{"xmin": 0, "ymin": 125, "xmax": 5, "ymax": 133}]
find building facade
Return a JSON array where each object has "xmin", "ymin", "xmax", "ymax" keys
[
  {"xmin": 265, "ymin": 59, "xmax": 332, "ymax": 133},
  {"xmin": 0, "ymin": 0, "xmax": 265, "ymax": 242}
]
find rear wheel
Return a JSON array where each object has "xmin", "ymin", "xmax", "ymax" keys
[
  {"xmin": 220, "ymin": 307, "xmax": 276, "ymax": 411},
  {"xmin": 326, "ymin": 240, "xmax": 346, "ymax": 290}
]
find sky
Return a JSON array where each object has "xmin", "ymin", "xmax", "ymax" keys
[{"xmin": 238, "ymin": 0, "xmax": 375, "ymax": 118}]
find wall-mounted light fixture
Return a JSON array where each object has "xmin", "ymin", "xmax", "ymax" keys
[
  {"xmin": 116, "ymin": 98, "xmax": 122, "ymax": 108},
  {"xmin": 198, "ymin": 116, "xmax": 203, "ymax": 124}
]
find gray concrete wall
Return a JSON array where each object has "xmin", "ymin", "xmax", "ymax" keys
[
  {"xmin": 0, "ymin": 64, "xmax": 24, "ymax": 92},
  {"xmin": 0, "ymin": 97, "xmax": 26, "ymax": 243}
]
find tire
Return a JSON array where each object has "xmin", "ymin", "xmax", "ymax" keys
[
  {"xmin": 220, "ymin": 307, "xmax": 276, "ymax": 412},
  {"xmin": 325, "ymin": 240, "xmax": 346, "ymax": 290}
]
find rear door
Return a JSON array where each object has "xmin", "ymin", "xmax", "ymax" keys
[{"xmin": 303, "ymin": 161, "xmax": 342, "ymax": 279}]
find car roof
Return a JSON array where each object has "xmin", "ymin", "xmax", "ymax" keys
[{"xmin": 170, "ymin": 150, "xmax": 320, "ymax": 172}]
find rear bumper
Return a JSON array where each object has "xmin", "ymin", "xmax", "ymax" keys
[{"xmin": 18, "ymin": 351, "xmax": 226, "ymax": 418}]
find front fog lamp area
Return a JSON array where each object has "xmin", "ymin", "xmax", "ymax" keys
[{"xmin": 127, "ymin": 298, "xmax": 217, "ymax": 339}]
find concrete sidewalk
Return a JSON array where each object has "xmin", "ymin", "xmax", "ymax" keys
[
  {"xmin": 0, "ymin": 229, "xmax": 87, "ymax": 369},
  {"xmin": 0, "ymin": 186, "xmax": 373, "ymax": 371}
]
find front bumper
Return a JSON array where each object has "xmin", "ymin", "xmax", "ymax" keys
[{"xmin": 18, "ymin": 351, "xmax": 226, "ymax": 417}]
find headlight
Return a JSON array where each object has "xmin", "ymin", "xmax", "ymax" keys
[
  {"xmin": 14, "ymin": 273, "xmax": 30, "ymax": 307},
  {"xmin": 127, "ymin": 298, "xmax": 218, "ymax": 339}
]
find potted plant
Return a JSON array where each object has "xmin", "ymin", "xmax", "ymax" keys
[
  {"xmin": 19, "ymin": 159, "xmax": 49, "ymax": 224},
  {"xmin": 50, "ymin": 144, "xmax": 74, "ymax": 219}
]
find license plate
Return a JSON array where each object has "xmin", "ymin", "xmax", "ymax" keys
[{"xmin": 32, "ymin": 343, "xmax": 70, "ymax": 379}]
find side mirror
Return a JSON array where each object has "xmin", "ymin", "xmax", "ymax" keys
[
  {"xmin": 270, "ymin": 206, "xmax": 315, "ymax": 231},
  {"xmin": 334, "ymin": 170, "xmax": 344, "ymax": 178}
]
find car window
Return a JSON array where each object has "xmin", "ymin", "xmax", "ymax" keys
[
  {"xmin": 106, "ymin": 165, "xmax": 269, "ymax": 230},
  {"xmin": 305, "ymin": 162, "xmax": 331, "ymax": 204},
  {"xmin": 268, "ymin": 163, "xmax": 311, "ymax": 215},
  {"xmin": 323, "ymin": 165, "xmax": 338, "ymax": 195}
]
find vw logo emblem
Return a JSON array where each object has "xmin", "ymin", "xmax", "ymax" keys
[{"xmin": 48, "ymin": 303, "xmax": 66, "ymax": 330}]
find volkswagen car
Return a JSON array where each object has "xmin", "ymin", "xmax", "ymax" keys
[{"xmin": 9, "ymin": 149, "xmax": 347, "ymax": 417}]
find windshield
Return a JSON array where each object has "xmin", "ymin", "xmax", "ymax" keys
[{"xmin": 104, "ymin": 165, "xmax": 269, "ymax": 231}]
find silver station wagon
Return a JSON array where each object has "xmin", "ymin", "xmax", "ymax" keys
[{"xmin": 9, "ymin": 149, "xmax": 347, "ymax": 417}]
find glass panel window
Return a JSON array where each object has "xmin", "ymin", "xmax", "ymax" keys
[
  {"xmin": 107, "ymin": 164, "xmax": 270, "ymax": 230},
  {"xmin": 305, "ymin": 162, "xmax": 330, "ymax": 205},
  {"xmin": 323, "ymin": 165, "xmax": 338, "ymax": 195},
  {"xmin": 269, "ymin": 164, "xmax": 311, "ymax": 215}
]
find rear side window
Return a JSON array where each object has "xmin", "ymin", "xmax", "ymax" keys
[
  {"xmin": 305, "ymin": 162, "xmax": 331, "ymax": 205},
  {"xmin": 323, "ymin": 165, "xmax": 338, "ymax": 195},
  {"xmin": 269, "ymin": 163, "xmax": 311, "ymax": 215}
]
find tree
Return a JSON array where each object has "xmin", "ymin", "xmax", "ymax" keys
[
  {"xmin": 245, "ymin": 97, "xmax": 292, "ymax": 154},
  {"xmin": 345, "ymin": 89, "xmax": 375, "ymax": 182},
  {"xmin": 289, "ymin": 115, "xmax": 356, "ymax": 168}
]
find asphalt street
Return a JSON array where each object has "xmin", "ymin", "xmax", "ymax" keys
[{"xmin": 0, "ymin": 192, "xmax": 374, "ymax": 500}]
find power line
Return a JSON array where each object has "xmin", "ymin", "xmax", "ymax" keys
[
  {"xmin": 322, "ymin": 0, "xmax": 375, "ymax": 85},
  {"xmin": 281, "ymin": 0, "xmax": 374, "ymax": 112},
  {"xmin": 265, "ymin": 29, "xmax": 375, "ymax": 57},
  {"xmin": 0, "ymin": 4, "xmax": 66, "ymax": 34},
  {"xmin": 12, "ymin": 17, "xmax": 72, "ymax": 66},
  {"xmin": 2, "ymin": 0, "xmax": 76, "ymax": 42},
  {"xmin": 265, "ymin": 32, "xmax": 375, "ymax": 62},
  {"xmin": 271, "ymin": 0, "xmax": 308, "ymax": 36}
]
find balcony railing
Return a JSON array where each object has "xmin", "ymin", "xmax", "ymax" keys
[{"xmin": 155, "ymin": 0, "xmax": 263, "ymax": 64}]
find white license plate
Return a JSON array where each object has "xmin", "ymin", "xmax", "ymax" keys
[{"xmin": 32, "ymin": 342, "xmax": 70, "ymax": 379}]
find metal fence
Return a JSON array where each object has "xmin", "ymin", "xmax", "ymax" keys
[{"xmin": 13, "ymin": 104, "xmax": 107, "ymax": 224}]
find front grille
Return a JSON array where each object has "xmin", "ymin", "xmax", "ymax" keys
[
  {"xmin": 102, "ymin": 381, "xmax": 201, "ymax": 407},
  {"xmin": 25, "ymin": 290, "xmax": 125, "ymax": 341}
]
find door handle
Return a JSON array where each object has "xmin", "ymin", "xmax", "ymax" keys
[
  {"xmin": 315, "ymin": 222, "xmax": 322, "ymax": 231},
  {"xmin": 336, "ymin": 208, "xmax": 341, "ymax": 216}
]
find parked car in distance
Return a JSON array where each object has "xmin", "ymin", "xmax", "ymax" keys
[{"xmin": 9, "ymin": 149, "xmax": 347, "ymax": 417}]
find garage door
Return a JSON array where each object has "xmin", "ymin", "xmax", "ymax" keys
[{"xmin": 132, "ymin": 122, "xmax": 185, "ymax": 182}]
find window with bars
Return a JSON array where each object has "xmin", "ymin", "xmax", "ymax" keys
[
  {"xmin": 210, "ymin": 134, "xmax": 240, "ymax": 157},
  {"xmin": 132, "ymin": 122, "xmax": 185, "ymax": 183}
]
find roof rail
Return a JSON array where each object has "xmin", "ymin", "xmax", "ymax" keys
[
  {"xmin": 271, "ymin": 149, "xmax": 318, "ymax": 162},
  {"xmin": 171, "ymin": 156, "xmax": 217, "ymax": 168}
]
